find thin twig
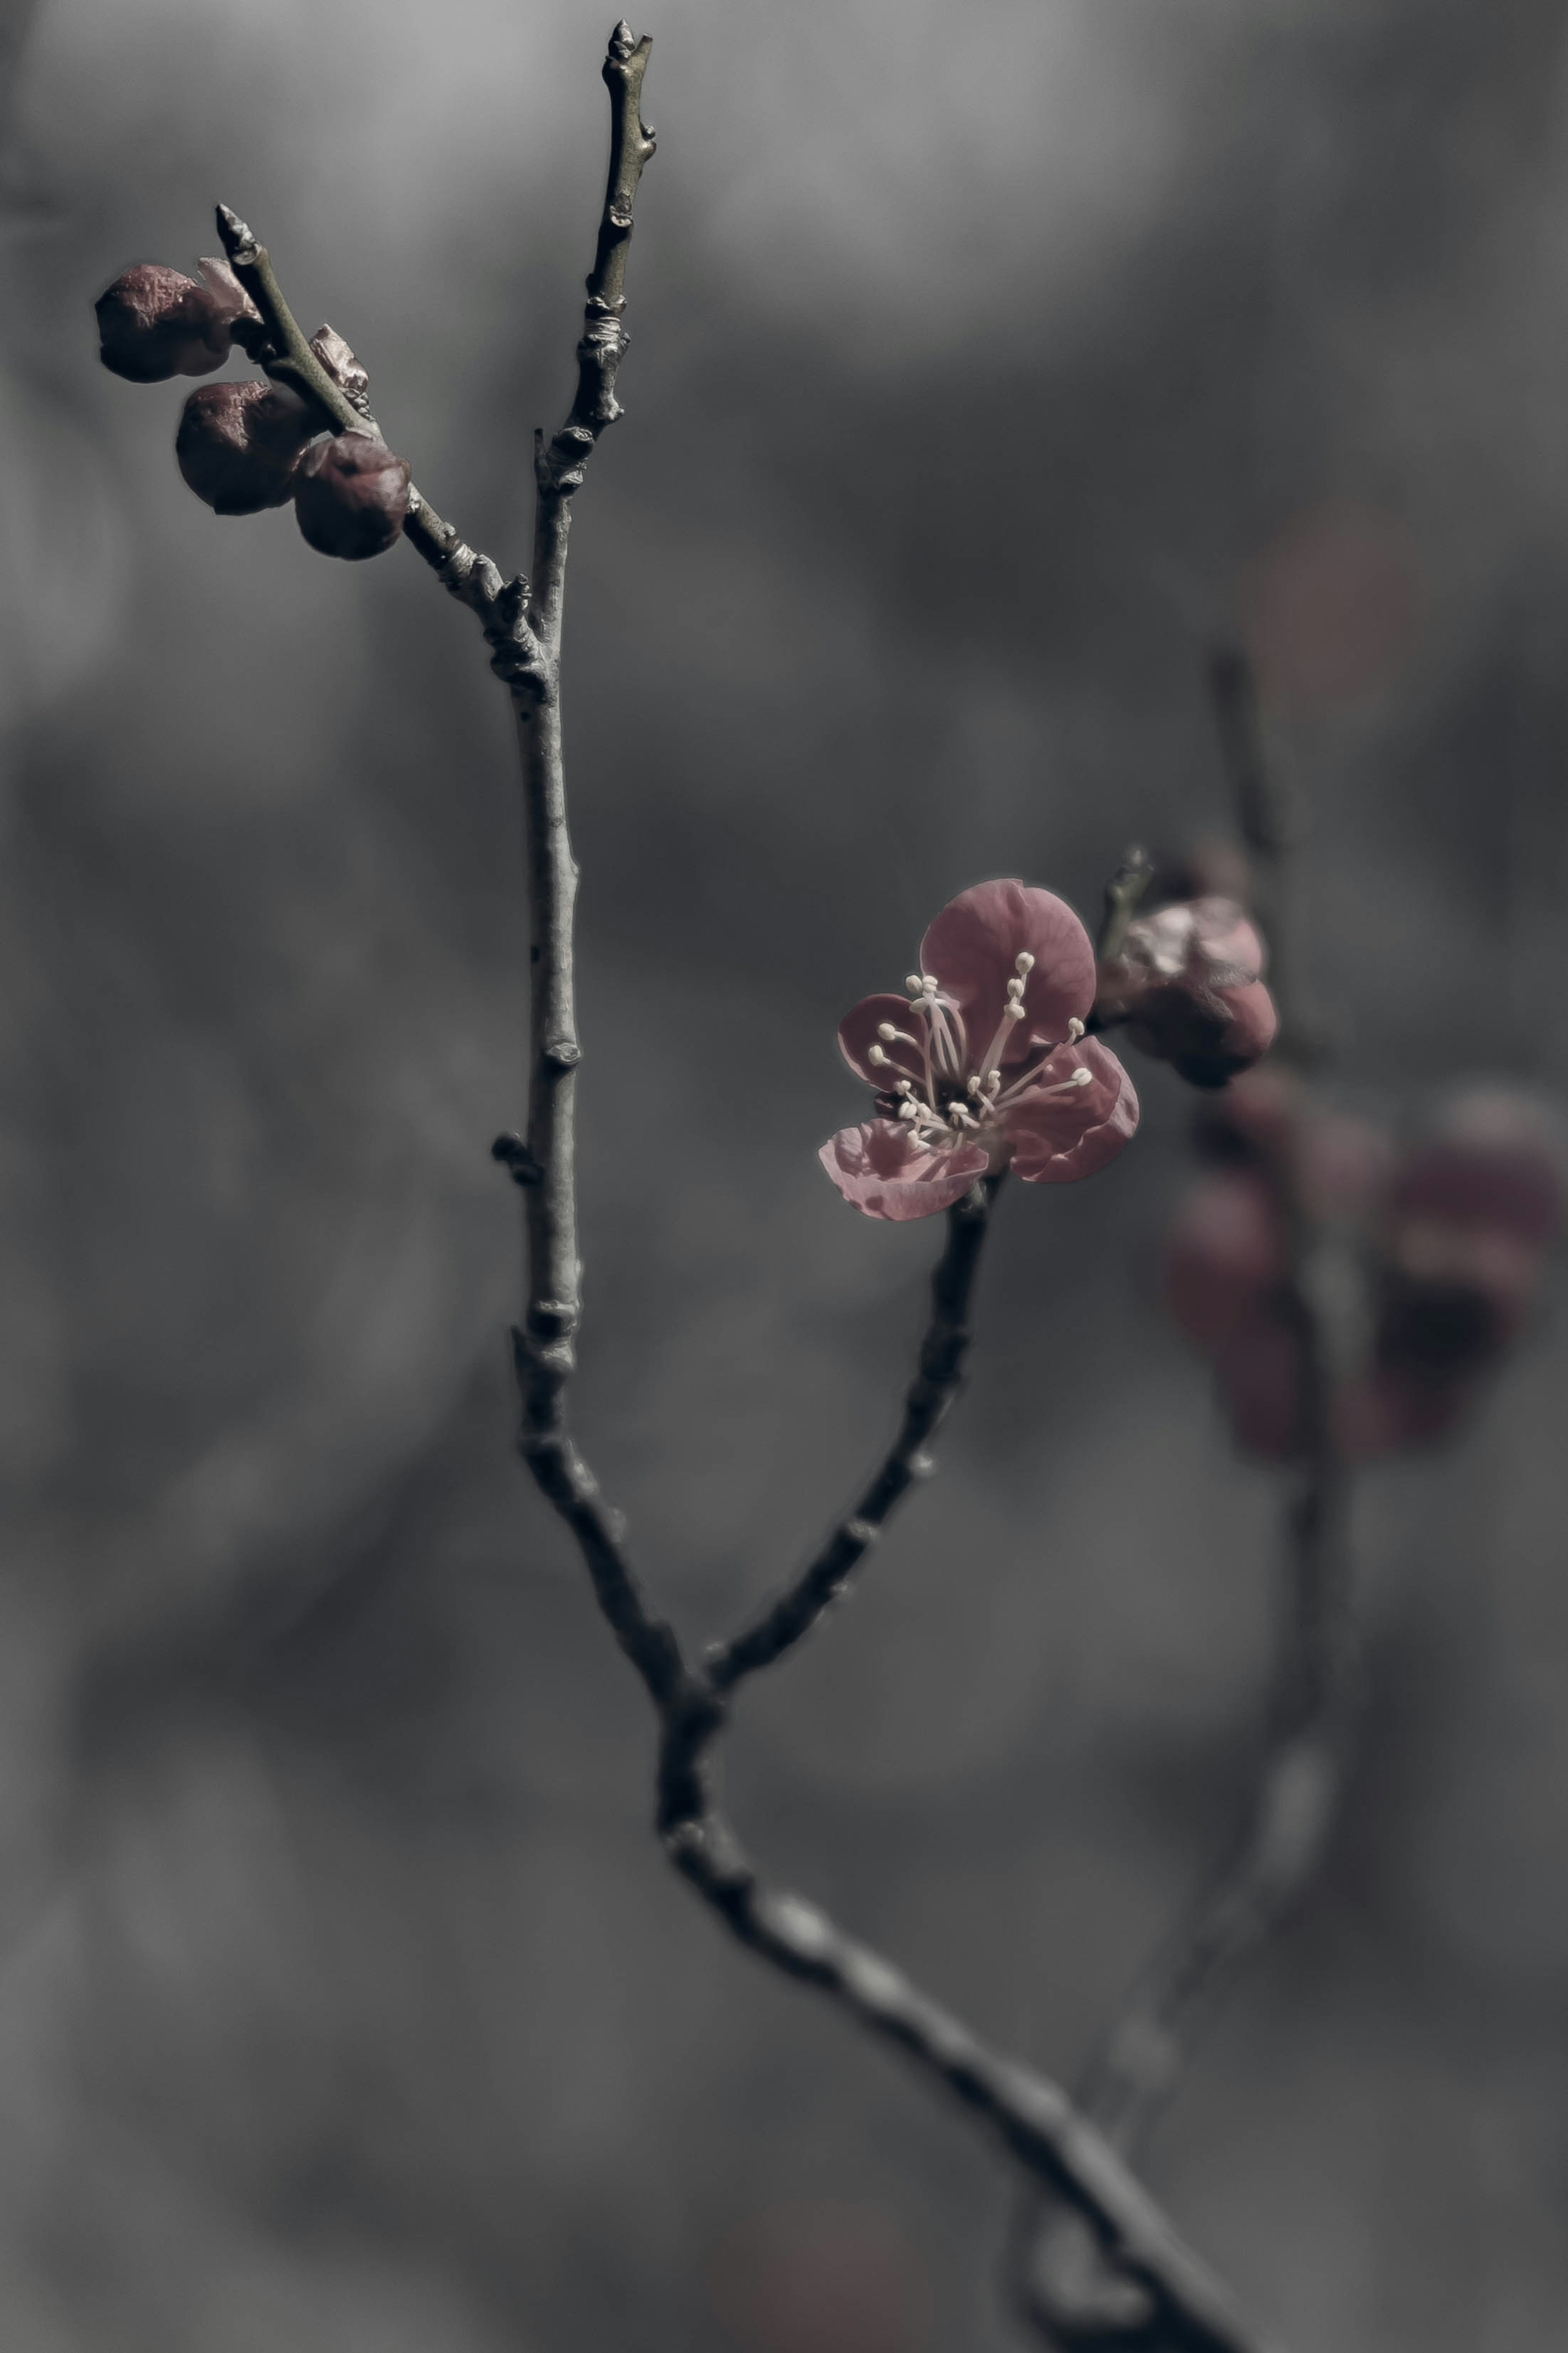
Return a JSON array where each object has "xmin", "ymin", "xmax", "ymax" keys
[
  {"xmin": 705, "ymin": 1175, "xmax": 1000, "ymax": 1695},
  {"xmin": 213, "ymin": 203, "xmax": 524, "ymax": 642}
]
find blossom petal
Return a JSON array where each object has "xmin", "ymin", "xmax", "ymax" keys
[
  {"xmin": 1004, "ymin": 1038, "xmax": 1139, "ymax": 1183},
  {"xmin": 818, "ymin": 1120, "xmax": 988, "ymax": 1222},
  {"xmin": 837, "ymin": 993, "xmax": 930, "ymax": 1090},
  {"xmin": 919, "ymin": 880, "xmax": 1096, "ymax": 1058}
]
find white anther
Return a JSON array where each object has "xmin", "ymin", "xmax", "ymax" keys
[
  {"xmin": 1067, "ymin": 1016, "xmax": 1085, "ymax": 1042},
  {"xmin": 905, "ymin": 973, "xmax": 924, "ymax": 996},
  {"xmin": 1005, "ymin": 999, "xmax": 1026, "ymax": 1020},
  {"xmin": 1015, "ymin": 952, "xmax": 1035, "ymax": 976},
  {"xmin": 899, "ymin": 1097, "xmax": 919, "ymax": 1120},
  {"xmin": 895, "ymin": 1077, "xmax": 914, "ymax": 1095},
  {"xmin": 1068, "ymin": 1065, "xmax": 1092, "ymax": 1087},
  {"xmin": 869, "ymin": 1044, "xmax": 889, "ymax": 1066},
  {"xmin": 876, "ymin": 1022, "xmax": 898, "ymax": 1041},
  {"xmin": 967, "ymin": 1074, "xmax": 983, "ymax": 1095},
  {"xmin": 920, "ymin": 973, "xmax": 939, "ymax": 992},
  {"xmin": 986, "ymin": 1071, "xmax": 1002, "ymax": 1095},
  {"xmin": 1006, "ymin": 977, "xmax": 1025, "ymax": 1001}
]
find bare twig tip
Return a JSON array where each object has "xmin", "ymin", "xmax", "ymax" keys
[
  {"xmin": 608, "ymin": 19, "xmax": 636, "ymax": 62},
  {"xmin": 214, "ymin": 203, "xmax": 257, "ymax": 263}
]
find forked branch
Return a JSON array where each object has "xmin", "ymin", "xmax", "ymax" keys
[{"xmin": 216, "ymin": 34, "xmax": 1279, "ymax": 2349}]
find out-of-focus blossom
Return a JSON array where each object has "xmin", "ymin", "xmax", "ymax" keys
[
  {"xmin": 820, "ymin": 880, "xmax": 1138, "ymax": 1221},
  {"xmin": 1163, "ymin": 1079, "xmax": 1561, "ymax": 1462},
  {"xmin": 1096, "ymin": 895, "xmax": 1277, "ymax": 1088}
]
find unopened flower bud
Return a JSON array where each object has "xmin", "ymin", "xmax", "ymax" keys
[
  {"xmin": 1095, "ymin": 896, "xmax": 1277, "ymax": 1088},
  {"xmin": 96, "ymin": 261, "xmax": 247, "ymax": 383},
  {"xmin": 176, "ymin": 381, "xmax": 314, "ymax": 515},
  {"xmin": 293, "ymin": 431, "xmax": 411, "ymax": 560}
]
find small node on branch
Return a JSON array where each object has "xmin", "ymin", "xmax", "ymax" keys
[
  {"xmin": 491, "ymin": 1133, "xmax": 543, "ymax": 1187},
  {"xmin": 176, "ymin": 380, "xmax": 314, "ymax": 514},
  {"xmin": 543, "ymin": 1038, "xmax": 582, "ymax": 1071},
  {"xmin": 310, "ymin": 323, "xmax": 372, "ymax": 411}
]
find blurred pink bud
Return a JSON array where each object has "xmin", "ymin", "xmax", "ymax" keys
[
  {"xmin": 1391, "ymin": 1088, "xmax": 1564, "ymax": 1250},
  {"xmin": 1192, "ymin": 1063, "xmax": 1303, "ymax": 1168},
  {"xmin": 1168, "ymin": 1081, "xmax": 1559, "ymax": 1461},
  {"xmin": 1096, "ymin": 897, "xmax": 1278, "ymax": 1088},
  {"xmin": 293, "ymin": 431, "xmax": 411, "ymax": 560},
  {"xmin": 1163, "ymin": 1170, "xmax": 1285, "ymax": 1348},
  {"xmin": 1212, "ymin": 1320, "xmax": 1470, "ymax": 1463},
  {"xmin": 176, "ymin": 380, "xmax": 315, "ymax": 515},
  {"xmin": 821, "ymin": 880, "xmax": 1138, "ymax": 1220},
  {"xmin": 1375, "ymin": 1088, "xmax": 1563, "ymax": 1385},
  {"xmin": 96, "ymin": 261, "xmax": 245, "ymax": 383}
]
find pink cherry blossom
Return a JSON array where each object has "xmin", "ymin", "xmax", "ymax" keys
[{"xmin": 820, "ymin": 880, "xmax": 1138, "ymax": 1221}]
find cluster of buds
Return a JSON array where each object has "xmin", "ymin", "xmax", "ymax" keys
[
  {"xmin": 96, "ymin": 262, "xmax": 410, "ymax": 560},
  {"xmin": 1164, "ymin": 1070, "xmax": 1563, "ymax": 1459},
  {"xmin": 1094, "ymin": 890, "xmax": 1278, "ymax": 1089}
]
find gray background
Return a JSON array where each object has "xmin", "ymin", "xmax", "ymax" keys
[{"xmin": 4, "ymin": 0, "xmax": 1568, "ymax": 2346}]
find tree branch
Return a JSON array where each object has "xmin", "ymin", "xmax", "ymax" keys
[{"xmin": 705, "ymin": 1174, "xmax": 1000, "ymax": 1695}]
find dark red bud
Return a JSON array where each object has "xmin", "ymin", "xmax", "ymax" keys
[
  {"xmin": 293, "ymin": 431, "xmax": 411, "ymax": 560},
  {"xmin": 1134, "ymin": 977, "xmax": 1279, "ymax": 1090},
  {"xmin": 176, "ymin": 381, "xmax": 314, "ymax": 515},
  {"xmin": 96, "ymin": 262, "xmax": 238, "ymax": 384}
]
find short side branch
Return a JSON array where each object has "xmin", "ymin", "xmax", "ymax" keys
[
  {"xmin": 706, "ymin": 1175, "xmax": 1000, "ymax": 1695},
  {"xmin": 212, "ymin": 204, "xmax": 540, "ymax": 657}
]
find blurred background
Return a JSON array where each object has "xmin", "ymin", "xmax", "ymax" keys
[{"xmin": 4, "ymin": 0, "xmax": 1568, "ymax": 2345}]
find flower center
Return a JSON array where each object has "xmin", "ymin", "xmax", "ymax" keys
[{"xmin": 865, "ymin": 952, "xmax": 1091, "ymax": 1146}]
